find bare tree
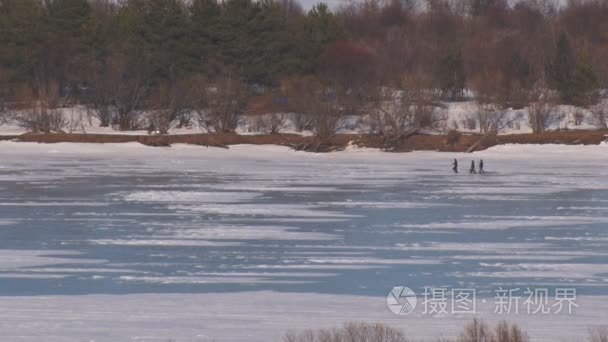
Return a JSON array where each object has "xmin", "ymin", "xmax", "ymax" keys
[
  {"xmin": 283, "ymin": 321, "xmax": 407, "ymax": 342},
  {"xmin": 459, "ymin": 319, "xmax": 528, "ymax": 342},
  {"xmin": 459, "ymin": 318, "xmax": 492, "ymax": 342},
  {"xmin": 588, "ymin": 99, "xmax": 608, "ymax": 129},
  {"xmin": 280, "ymin": 76, "xmax": 348, "ymax": 144},
  {"xmin": 13, "ymin": 82, "xmax": 66, "ymax": 133},
  {"xmin": 0, "ymin": 108, "xmax": 8, "ymax": 126},
  {"xmin": 527, "ymin": 83, "xmax": 561, "ymax": 133},
  {"xmin": 493, "ymin": 321, "xmax": 528, "ymax": 342},
  {"xmin": 475, "ymin": 101, "xmax": 523, "ymax": 135},
  {"xmin": 254, "ymin": 113, "xmax": 289, "ymax": 134},
  {"xmin": 588, "ymin": 326, "xmax": 608, "ymax": 342},
  {"xmin": 367, "ymin": 77, "xmax": 443, "ymax": 150},
  {"xmin": 0, "ymin": 68, "xmax": 9, "ymax": 126},
  {"xmin": 299, "ymin": 77, "xmax": 348, "ymax": 144},
  {"xmin": 280, "ymin": 77, "xmax": 313, "ymax": 132},
  {"xmin": 309, "ymin": 93, "xmax": 346, "ymax": 143},
  {"xmin": 195, "ymin": 71, "xmax": 248, "ymax": 133},
  {"xmin": 146, "ymin": 78, "xmax": 195, "ymax": 134},
  {"xmin": 289, "ymin": 112, "xmax": 313, "ymax": 132},
  {"xmin": 367, "ymin": 86, "xmax": 416, "ymax": 149},
  {"xmin": 87, "ymin": 60, "xmax": 116, "ymax": 127},
  {"xmin": 65, "ymin": 107, "xmax": 87, "ymax": 133},
  {"xmin": 90, "ymin": 53, "xmax": 150, "ymax": 131},
  {"xmin": 112, "ymin": 62, "xmax": 149, "ymax": 131}
]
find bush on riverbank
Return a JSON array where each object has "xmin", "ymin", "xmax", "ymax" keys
[{"xmin": 284, "ymin": 319, "xmax": 608, "ymax": 342}]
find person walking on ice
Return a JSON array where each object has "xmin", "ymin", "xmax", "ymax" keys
[
  {"xmin": 479, "ymin": 160, "xmax": 484, "ymax": 174},
  {"xmin": 469, "ymin": 160, "xmax": 476, "ymax": 174},
  {"xmin": 452, "ymin": 159, "xmax": 458, "ymax": 173}
]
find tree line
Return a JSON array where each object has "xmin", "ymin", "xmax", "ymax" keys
[{"xmin": 0, "ymin": 0, "xmax": 607, "ymax": 144}]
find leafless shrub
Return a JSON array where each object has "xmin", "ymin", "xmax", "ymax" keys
[
  {"xmin": 282, "ymin": 76, "xmax": 347, "ymax": 141},
  {"xmin": 588, "ymin": 326, "xmax": 608, "ymax": 342},
  {"xmin": 459, "ymin": 319, "xmax": 528, "ymax": 342},
  {"xmin": 113, "ymin": 74, "xmax": 149, "ymax": 131},
  {"xmin": 87, "ymin": 60, "xmax": 116, "ymax": 127},
  {"xmin": 309, "ymin": 90, "xmax": 346, "ymax": 143},
  {"xmin": 280, "ymin": 77, "xmax": 314, "ymax": 133},
  {"xmin": 289, "ymin": 112, "xmax": 313, "ymax": 132},
  {"xmin": 16, "ymin": 105, "xmax": 66, "ymax": 133},
  {"xmin": 0, "ymin": 68, "xmax": 9, "ymax": 125},
  {"xmin": 195, "ymin": 71, "xmax": 248, "ymax": 133},
  {"xmin": 65, "ymin": 107, "xmax": 87, "ymax": 133},
  {"xmin": 367, "ymin": 87, "xmax": 416, "ymax": 149},
  {"xmin": 283, "ymin": 322, "xmax": 407, "ymax": 342},
  {"xmin": 451, "ymin": 120, "xmax": 460, "ymax": 130},
  {"xmin": 477, "ymin": 103, "xmax": 503, "ymax": 134},
  {"xmin": 342, "ymin": 322, "xmax": 408, "ymax": 342},
  {"xmin": 493, "ymin": 321, "xmax": 528, "ymax": 342},
  {"xmin": 367, "ymin": 78, "xmax": 443, "ymax": 150},
  {"xmin": 89, "ymin": 53, "xmax": 150, "ymax": 131},
  {"xmin": 413, "ymin": 96, "xmax": 445, "ymax": 131},
  {"xmin": 13, "ymin": 82, "xmax": 66, "ymax": 133},
  {"xmin": 146, "ymin": 78, "xmax": 195, "ymax": 135},
  {"xmin": 254, "ymin": 113, "xmax": 288, "ymax": 134},
  {"xmin": 527, "ymin": 85, "xmax": 561, "ymax": 133},
  {"xmin": 588, "ymin": 100, "xmax": 608, "ymax": 129},
  {"xmin": 0, "ymin": 105, "xmax": 11, "ymax": 126},
  {"xmin": 288, "ymin": 76, "xmax": 347, "ymax": 143},
  {"xmin": 573, "ymin": 111, "xmax": 585, "ymax": 126},
  {"xmin": 461, "ymin": 116, "xmax": 477, "ymax": 130},
  {"xmin": 476, "ymin": 102, "xmax": 523, "ymax": 135},
  {"xmin": 459, "ymin": 318, "xmax": 493, "ymax": 342},
  {"xmin": 87, "ymin": 53, "xmax": 150, "ymax": 131},
  {"xmin": 291, "ymin": 113, "xmax": 313, "ymax": 132}
]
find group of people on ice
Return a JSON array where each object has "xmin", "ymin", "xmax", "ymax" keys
[{"xmin": 452, "ymin": 159, "xmax": 484, "ymax": 174}]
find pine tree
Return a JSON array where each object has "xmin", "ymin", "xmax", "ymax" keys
[
  {"xmin": 548, "ymin": 33, "xmax": 598, "ymax": 105},
  {"xmin": 571, "ymin": 57, "xmax": 598, "ymax": 106},
  {"xmin": 294, "ymin": 3, "xmax": 344, "ymax": 74},
  {"xmin": 190, "ymin": 0, "xmax": 221, "ymax": 72},
  {"xmin": 247, "ymin": 0, "xmax": 293, "ymax": 84},
  {"xmin": 135, "ymin": 0, "xmax": 194, "ymax": 80},
  {"xmin": 547, "ymin": 32, "xmax": 575, "ymax": 103},
  {"xmin": 41, "ymin": 0, "xmax": 91, "ymax": 90},
  {"xmin": 0, "ymin": 0, "xmax": 44, "ymax": 85},
  {"xmin": 436, "ymin": 48, "xmax": 466, "ymax": 101}
]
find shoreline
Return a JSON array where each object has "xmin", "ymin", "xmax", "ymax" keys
[{"xmin": 3, "ymin": 129, "xmax": 608, "ymax": 152}]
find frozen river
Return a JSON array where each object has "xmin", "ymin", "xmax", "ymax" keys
[{"xmin": 0, "ymin": 142, "xmax": 607, "ymax": 341}]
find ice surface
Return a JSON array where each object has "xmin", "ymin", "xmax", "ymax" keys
[
  {"xmin": 0, "ymin": 250, "xmax": 104, "ymax": 269},
  {"xmin": 119, "ymin": 190, "xmax": 263, "ymax": 203},
  {"xmin": 1, "ymin": 142, "xmax": 608, "ymax": 341}
]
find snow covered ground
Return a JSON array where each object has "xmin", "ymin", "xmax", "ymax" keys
[
  {"xmin": 1, "ymin": 292, "xmax": 606, "ymax": 342},
  {"xmin": 1, "ymin": 142, "xmax": 607, "ymax": 341},
  {"xmin": 0, "ymin": 101, "xmax": 600, "ymax": 136}
]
